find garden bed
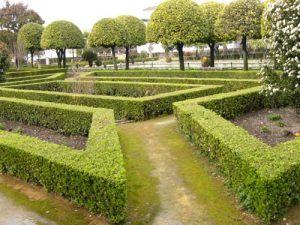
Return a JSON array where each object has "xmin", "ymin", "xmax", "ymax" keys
[
  {"xmin": 0, "ymin": 120, "xmax": 87, "ymax": 150},
  {"xmin": 231, "ymin": 107, "xmax": 300, "ymax": 146}
]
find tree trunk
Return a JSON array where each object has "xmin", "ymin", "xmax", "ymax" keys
[
  {"xmin": 112, "ymin": 46, "xmax": 118, "ymax": 70},
  {"xmin": 241, "ymin": 36, "xmax": 248, "ymax": 71},
  {"xmin": 62, "ymin": 49, "xmax": 66, "ymax": 68},
  {"xmin": 208, "ymin": 42, "xmax": 215, "ymax": 67},
  {"xmin": 30, "ymin": 50, "xmax": 34, "ymax": 68},
  {"xmin": 56, "ymin": 49, "xmax": 62, "ymax": 68},
  {"xmin": 125, "ymin": 47, "xmax": 130, "ymax": 70},
  {"xmin": 177, "ymin": 43, "xmax": 185, "ymax": 71}
]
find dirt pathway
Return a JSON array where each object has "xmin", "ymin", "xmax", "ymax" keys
[{"xmin": 119, "ymin": 116, "xmax": 300, "ymax": 225}]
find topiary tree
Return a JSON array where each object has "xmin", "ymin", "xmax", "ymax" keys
[
  {"xmin": 88, "ymin": 18, "xmax": 125, "ymax": 70},
  {"xmin": 260, "ymin": 0, "xmax": 300, "ymax": 109},
  {"xmin": 147, "ymin": 0, "xmax": 206, "ymax": 70},
  {"xmin": 41, "ymin": 20, "xmax": 84, "ymax": 68},
  {"xmin": 198, "ymin": 2, "xmax": 225, "ymax": 67},
  {"xmin": 215, "ymin": 0, "xmax": 264, "ymax": 70},
  {"xmin": 82, "ymin": 49, "xmax": 97, "ymax": 67},
  {"xmin": 17, "ymin": 22, "xmax": 44, "ymax": 67},
  {"xmin": 116, "ymin": 15, "xmax": 146, "ymax": 70},
  {"xmin": 0, "ymin": 41, "xmax": 11, "ymax": 82}
]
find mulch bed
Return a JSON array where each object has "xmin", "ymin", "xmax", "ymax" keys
[
  {"xmin": 231, "ymin": 107, "xmax": 300, "ymax": 146},
  {"xmin": 1, "ymin": 120, "xmax": 87, "ymax": 150}
]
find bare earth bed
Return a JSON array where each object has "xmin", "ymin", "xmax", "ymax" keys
[
  {"xmin": 0, "ymin": 120, "xmax": 87, "ymax": 150},
  {"xmin": 231, "ymin": 107, "xmax": 300, "ymax": 146}
]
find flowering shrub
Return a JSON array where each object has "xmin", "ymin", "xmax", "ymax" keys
[{"xmin": 260, "ymin": 0, "xmax": 300, "ymax": 102}]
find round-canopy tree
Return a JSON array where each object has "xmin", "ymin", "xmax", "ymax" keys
[
  {"xmin": 17, "ymin": 22, "xmax": 44, "ymax": 67},
  {"xmin": 41, "ymin": 20, "xmax": 84, "ymax": 68},
  {"xmin": 215, "ymin": 0, "xmax": 264, "ymax": 70},
  {"xmin": 147, "ymin": 0, "xmax": 206, "ymax": 70},
  {"xmin": 0, "ymin": 41, "xmax": 11, "ymax": 82},
  {"xmin": 198, "ymin": 2, "xmax": 225, "ymax": 67},
  {"xmin": 116, "ymin": 15, "xmax": 146, "ymax": 70},
  {"xmin": 88, "ymin": 18, "xmax": 125, "ymax": 70}
]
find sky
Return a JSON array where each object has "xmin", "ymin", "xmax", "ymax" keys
[{"xmin": 1, "ymin": 0, "xmax": 232, "ymax": 31}]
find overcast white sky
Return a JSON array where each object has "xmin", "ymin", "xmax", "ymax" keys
[{"xmin": 2, "ymin": 0, "xmax": 232, "ymax": 31}]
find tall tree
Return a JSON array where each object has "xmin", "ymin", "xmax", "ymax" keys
[
  {"xmin": 88, "ymin": 18, "xmax": 125, "ymax": 70},
  {"xmin": 215, "ymin": 0, "xmax": 263, "ymax": 71},
  {"xmin": 41, "ymin": 20, "xmax": 84, "ymax": 68},
  {"xmin": 147, "ymin": 0, "xmax": 206, "ymax": 70},
  {"xmin": 198, "ymin": 2, "xmax": 225, "ymax": 67},
  {"xmin": 17, "ymin": 23, "xmax": 43, "ymax": 67},
  {"xmin": 116, "ymin": 15, "xmax": 146, "ymax": 70},
  {"xmin": 0, "ymin": 1, "xmax": 44, "ymax": 67}
]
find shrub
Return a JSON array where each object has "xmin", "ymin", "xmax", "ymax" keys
[
  {"xmin": 82, "ymin": 49, "xmax": 97, "ymax": 67},
  {"xmin": 201, "ymin": 56, "xmax": 210, "ymax": 67}
]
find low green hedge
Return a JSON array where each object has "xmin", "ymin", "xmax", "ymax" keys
[
  {"xmin": 173, "ymin": 87, "xmax": 300, "ymax": 223},
  {"xmin": 0, "ymin": 82, "xmax": 223, "ymax": 120},
  {"xmin": 9, "ymin": 80, "xmax": 199, "ymax": 97},
  {"xmin": 6, "ymin": 73, "xmax": 56, "ymax": 82},
  {"xmin": 89, "ymin": 70, "xmax": 260, "ymax": 79},
  {"xmin": 0, "ymin": 97, "xmax": 126, "ymax": 223},
  {"xmin": 6, "ymin": 68, "xmax": 67, "ymax": 78},
  {"xmin": 80, "ymin": 75, "xmax": 260, "ymax": 92},
  {"xmin": 0, "ymin": 73, "xmax": 66, "ymax": 87}
]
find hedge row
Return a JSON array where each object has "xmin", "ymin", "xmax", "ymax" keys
[
  {"xmin": 6, "ymin": 68, "xmax": 67, "ymax": 78},
  {"xmin": 0, "ymin": 97, "xmax": 126, "ymax": 223},
  {"xmin": 6, "ymin": 73, "xmax": 56, "ymax": 82},
  {"xmin": 0, "ymin": 73, "xmax": 66, "ymax": 87},
  {"xmin": 0, "ymin": 83, "xmax": 223, "ymax": 120},
  {"xmin": 80, "ymin": 75, "xmax": 260, "ymax": 92},
  {"xmin": 89, "ymin": 70, "xmax": 260, "ymax": 79},
  {"xmin": 173, "ymin": 87, "xmax": 300, "ymax": 224},
  {"xmin": 9, "ymin": 80, "xmax": 199, "ymax": 97}
]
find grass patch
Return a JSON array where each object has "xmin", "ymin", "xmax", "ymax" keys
[
  {"xmin": 118, "ymin": 126, "xmax": 160, "ymax": 225},
  {"xmin": 268, "ymin": 114, "xmax": 282, "ymax": 121}
]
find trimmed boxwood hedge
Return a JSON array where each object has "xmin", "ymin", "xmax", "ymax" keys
[
  {"xmin": 0, "ymin": 73, "xmax": 66, "ymax": 87},
  {"xmin": 5, "ymin": 68, "xmax": 67, "ymax": 78},
  {"xmin": 0, "ymin": 81, "xmax": 224, "ymax": 120},
  {"xmin": 0, "ymin": 97, "xmax": 126, "ymax": 223},
  {"xmin": 88, "ymin": 70, "xmax": 260, "ymax": 79},
  {"xmin": 173, "ymin": 87, "xmax": 300, "ymax": 224},
  {"xmin": 79, "ymin": 75, "xmax": 260, "ymax": 92}
]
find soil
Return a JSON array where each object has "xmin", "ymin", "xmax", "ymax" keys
[
  {"xmin": 1, "ymin": 120, "xmax": 87, "ymax": 150},
  {"xmin": 231, "ymin": 107, "xmax": 300, "ymax": 146}
]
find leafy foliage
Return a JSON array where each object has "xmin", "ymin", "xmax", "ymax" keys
[
  {"xmin": 146, "ymin": 0, "xmax": 206, "ymax": 70},
  {"xmin": 0, "ymin": 41, "xmax": 11, "ymax": 82},
  {"xmin": 81, "ymin": 49, "xmax": 97, "ymax": 67},
  {"xmin": 41, "ymin": 20, "xmax": 84, "ymax": 68}
]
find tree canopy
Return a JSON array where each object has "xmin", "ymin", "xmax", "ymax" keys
[
  {"xmin": 41, "ymin": 20, "xmax": 84, "ymax": 68},
  {"xmin": 116, "ymin": 15, "xmax": 146, "ymax": 69},
  {"xmin": 198, "ymin": 2, "xmax": 225, "ymax": 67},
  {"xmin": 215, "ymin": 0, "xmax": 264, "ymax": 70},
  {"xmin": 146, "ymin": 0, "xmax": 206, "ymax": 70},
  {"xmin": 0, "ymin": 41, "xmax": 11, "ymax": 82},
  {"xmin": 17, "ymin": 22, "xmax": 43, "ymax": 67},
  {"xmin": 88, "ymin": 18, "xmax": 125, "ymax": 70}
]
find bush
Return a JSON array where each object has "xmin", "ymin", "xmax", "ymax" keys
[
  {"xmin": 0, "ymin": 97, "xmax": 126, "ymax": 223},
  {"xmin": 82, "ymin": 49, "xmax": 97, "ymax": 67},
  {"xmin": 201, "ymin": 56, "xmax": 210, "ymax": 67},
  {"xmin": 174, "ymin": 86, "xmax": 300, "ymax": 223},
  {"xmin": 6, "ymin": 68, "xmax": 67, "ymax": 78}
]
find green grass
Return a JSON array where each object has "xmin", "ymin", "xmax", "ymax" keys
[
  {"xmin": 268, "ymin": 114, "xmax": 282, "ymax": 121},
  {"xmin": 277, "ymin": 120, "xmax": 286, "ymax": 127},
  {"xmin": 0, "ymin": 122, "xmax": 5, "ymax": 130},
  {"xmin": 118, "ymin": 127, "xmax": 160, "ymax": 225},
  {"xmin": 261, "ymin": 126, "xmax": 271, "ymax": 133}
]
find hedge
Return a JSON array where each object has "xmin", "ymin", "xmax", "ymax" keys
[
  {"xmin": 6, "ymin": 73, "xmax": 56, "ymax": 82},
  {"xmin": 88, "ymin": 70, "xmax": 260, "ymax": 79},
  {"xmin": 0, "ymin": 82, "xmax": 223, "ymax": 120},
  {"xmin": 0, "ymin": 73, "xmax": 66, "ymax": 87},
  {"xmin": 173, "ymin": 87, "xmax": 300, "ymax": 223},
  {"xmin": 9, "ymin": 80, "xmax": 200, "ymax": 97},
  {"xmin": 79, "ymin": 74, "xmax": 260, "ymax": 92},
  {"xmin": 0, "ymin": 97, "xmax": 126, "ymax": 223},
  {"xmin": 5, "ymin": 68, "xmax": 67, "ymax": 78}
]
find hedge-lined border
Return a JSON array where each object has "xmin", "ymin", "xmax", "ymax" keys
[
  {"xmin": 1, "ymin": 73, "xmax": 66, "ymax": 87},
  {"xmin": 6, "ymin": 68, "xmax": 67, "ymax": 78},
  {"xmin": 79, "ymin": 74, "xmax": 260, "ymax": 92},
  {"xmin": 0, "ymin": 81, "xmax": 224, "ymax": 120},
  {"xmin": 0, "ymin": 97, "xmax": 126, "ymax": 223},
  {"xmin": 88, "ymin": 70, "xmax": 260, "ymax": 79},
  {"xmin": 173, "ymin": 87, "xmax": 300, "ymax": 223}
]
